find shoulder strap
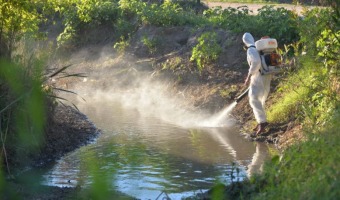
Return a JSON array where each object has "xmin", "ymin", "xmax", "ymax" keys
[{"xmin": 259, "ymin": 52, "xmax": 269, "ymax": 75}]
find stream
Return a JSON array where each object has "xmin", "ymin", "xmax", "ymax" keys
[{"xmin": 39, "ymin": 84, "xmax": 271, "ymax": 199}]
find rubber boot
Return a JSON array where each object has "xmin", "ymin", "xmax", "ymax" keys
[{"xmin": 256, "ymin": 122, "xmax": 268, "ymax": 135}]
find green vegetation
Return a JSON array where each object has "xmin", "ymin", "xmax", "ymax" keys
[
  {"xmin": 141, "ymin": 35, "xmax": 160, "ymax": 54},
  {"xmin": 0, "ymin": 60, "xmax": 47, "ymax": 166},
  {"xmin": 204, "ymin": 5, "xmax": 299, "ymax": 44},
  {"xmin": 254, "ymin": 127, "xmax": 340, "ymax": 199},
  {"xmin": 0, "ymin": 0, "xmax": 339, "ymax": 199},
  {"xmin": 206, "ymin": 0, "xmax": 328, "ymax": 5},
  {"xmin": 161, "ymin": 57, "xmax": 185, "ymax": 71},
  {"xmin": 207, "ymin": 0, "xmax": 278, "ymax": 3},
  {"xmin": 219, "ymin": 85, "xmax": 238, "ymax": 99},
  {"xmin": 267, "ymin": 4, "xmax": 339, "ymax": 129},
  {"xmin": 0, "ymin": 0, "xmax": 51, "ymax": 173},
  {"xmin": 249, "ymin": 2, "xmax": 340, "ymax": 199},
  {"xmin": 190, "ymin": 31, "xmax": 222, "ymax": 72},
  {"xmin": 0, "ymin": 0, "xmax": 42, "ymax": 58}
]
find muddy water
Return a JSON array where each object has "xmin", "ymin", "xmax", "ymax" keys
[{"xmin": 42, "ymin": 96, "xmax": 271, "ymax": 199}]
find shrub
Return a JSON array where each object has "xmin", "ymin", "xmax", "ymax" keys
[
  {"xmin": 53, "ymin": 0, "xmax": 119, "ymax": 48},
  {"xmin": 114, "ymin": 18, "xmax": 136, "ymax": 39},
  {"xmin": 298, "ymin": 7, "xmax": 331, "ymax": 56},
  {"xmin": 141, "ymin": 35, "xmax": 160, "ymax": 55},
  {"xmin": 317, "ymin": 29, "xmax": 340, "ymax": 74},
  {"xmin": 256, "ymin": 5, "xmax": 299, "ymax": 44},
  {"xmin": 204, "ymin": 6, "xmax": 255, "ymax": 32},
  {"xmin": 77, "ymin": 0, "xmax": 119, "ymax": 25},
  {"xmin": 0, "ymin": 0, "xmax": 41, "ymax": 58},
  {"xmin": 190, "ymin": 31, "xmax": 222, "ymax": 72},
  {"xmin": 204, "ymin": 5, "xmax": 299, "ymax": 44},
  {"xmin": 161, "ymin": 57, "xmax": 184, "ymax": 71},
  {"xmin": 138, "ymin": 0, "xmax": 199, "ymax": 26},
  {"xmin": 113, "ymin": 36, "xmax": 130, "ymax": 54}
]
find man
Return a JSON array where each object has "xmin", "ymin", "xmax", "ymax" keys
[{"xmin": 242, "ymin": 32, "xmax": 271, "ymax": 135}]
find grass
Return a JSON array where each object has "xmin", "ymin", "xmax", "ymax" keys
[
  {"xmin": 267, "ymin": 85, "xmax": 309, "ymax": 123},
  {"xmin": 267, "ymin": 55, "xmax": 328, "ymax": 123},
  {"xmin": 250, "ymin": 122, "xmax": 340, "ymax": 200},
  {"xmin": 246, "ymin": 36, "xmax": 340, "ymax": 199}
]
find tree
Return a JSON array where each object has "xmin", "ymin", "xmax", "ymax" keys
[{"xmin": 0, "ymin": 0, "xmax": 41, "ymax": 59}]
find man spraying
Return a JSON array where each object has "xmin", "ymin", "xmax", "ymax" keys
[{"xmin": 242, "ymin": 32, "xmax": 272, "ymax": 135}]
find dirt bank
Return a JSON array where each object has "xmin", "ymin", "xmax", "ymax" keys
[
  {"xmin": 36, "ymin": 105, "xmax": 100, "ymax": 166},
  {"xmin": 3, "ymin": 104, "xmax": 101, "ymax": 199}
]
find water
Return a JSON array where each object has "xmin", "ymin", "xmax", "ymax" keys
[
  {"xmin": 41, "ymin": 96, "xmax": 271, "ymax": 199},
  {"xmin": 202, "ymin": 102, "xmax": 238, "ymax": 127}
]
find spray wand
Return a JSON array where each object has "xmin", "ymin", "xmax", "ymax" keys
[{"xmin": 234, "ymin": 87, "xmax": 249, "ymax": 103}]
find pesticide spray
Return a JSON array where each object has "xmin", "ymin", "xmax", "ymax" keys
[{"xmin": 202, "ymin": 87, "xmax": 249, "ymax": 127}]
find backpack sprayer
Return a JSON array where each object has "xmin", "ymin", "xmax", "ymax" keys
[{"xmin": 256, "ymin": 37, "xmax": 283, "ymax": 75}]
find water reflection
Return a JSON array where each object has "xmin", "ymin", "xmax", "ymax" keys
[{"xmin": 42, "ymin": 100, "xmax": 271, "ymax": 199}]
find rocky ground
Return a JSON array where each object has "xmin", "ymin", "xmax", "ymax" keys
[{"xmin": 36, "ymin": 105, "xmax": 100, "ymax": 167}]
